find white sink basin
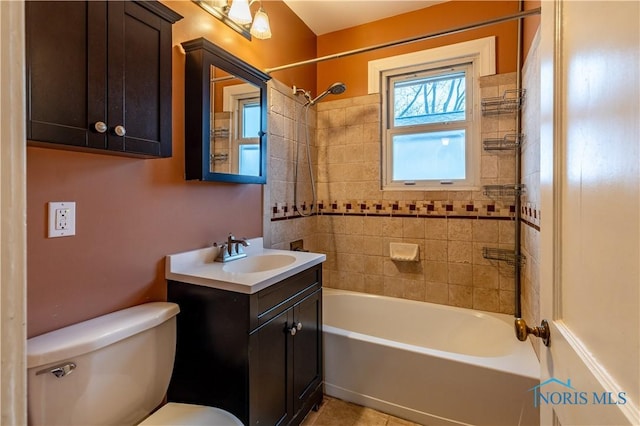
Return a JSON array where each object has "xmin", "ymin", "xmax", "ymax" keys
[
  {"xmin": 223, "ymin": 254, "xmax": 297, "ymax": 274},
  {"xmin": 165, "ymin": 238, "xmax": 326, "ymax": 294}
]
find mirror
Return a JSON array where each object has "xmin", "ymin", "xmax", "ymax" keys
[
  {"xmin": 182, "ymin": 37, "xmax": 270, "ymax": 183},
  {"xmin": 209, "ymin": 66, "xmax": 262, "ymax": 176}
]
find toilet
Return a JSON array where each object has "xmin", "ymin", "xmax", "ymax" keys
[{"xmin": 27, "ymin": 302, "xmax": 242, "ymax": 426}]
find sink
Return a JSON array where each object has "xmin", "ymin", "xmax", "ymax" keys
[
  {"xmin": 222, "ymin": 254, "xmax": 297, "ymax": 274},
  {"xmin": 166, "ymin": 238, "xmax": 327, "ymax": 294}
]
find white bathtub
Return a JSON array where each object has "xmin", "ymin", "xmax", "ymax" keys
[{"xmin": 323, "ymin": 288, "xmax": 540, "ymax": 426}]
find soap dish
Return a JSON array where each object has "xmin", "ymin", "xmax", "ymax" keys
[{"xmin": 390, "ymin": 242, "xmax": 419, "ymax": 262}]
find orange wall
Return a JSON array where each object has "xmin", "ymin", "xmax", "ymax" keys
[
  {"xmin": 313, "ymin": 1, "xmax": 526, "ymax": 99},
  {"xmin": 26, "ymin": 0, "xmax": 315, "ymax": 337},
  {"xmin": 27, "ymin": 1, "xmax": 540, "ymax": 337}
]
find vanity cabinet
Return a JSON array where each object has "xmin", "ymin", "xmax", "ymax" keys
[
  {"xmin": 25, "ymin": 1, "xmax": 182, "ymax": 157},
  {"xmin": 167, "ymin": 264, "xmax": 323, "ymax": 426}
]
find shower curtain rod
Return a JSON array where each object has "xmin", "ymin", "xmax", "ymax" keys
[{"xmin": 264, "ymin": 7, "xmax": 541, "ymax": 74}]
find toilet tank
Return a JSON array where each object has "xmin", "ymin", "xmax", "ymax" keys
[{"xmin": 27, "ymin": 302, "xmax": 180, "ymax": 426}]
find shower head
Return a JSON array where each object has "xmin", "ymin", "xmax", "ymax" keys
[
  {"xmin": 327, "ymin": 81, "xmax": 347, "ymax": 95},
  {"xmin": 309, "ymin": 82, "xmax": 347, "ymax": 105}
]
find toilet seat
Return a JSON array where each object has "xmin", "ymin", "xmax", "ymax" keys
[{"xmin": 139, "ymin": 402, "xmax": 243, "ymax": 426}]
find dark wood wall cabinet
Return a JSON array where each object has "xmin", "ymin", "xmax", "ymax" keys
[
  {"xmin": 26, "ymin": 1, "xmax": 182, "ymax": 158},
  {"xmin": 167, "ymin": 264, "xmax": 324, "ymax": 426},
  {"xmin": 182, "ymin": 37, "xmax": 270, "ymax": 184}
]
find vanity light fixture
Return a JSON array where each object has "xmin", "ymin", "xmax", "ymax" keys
[
  {"xmin": 249, "ymin": 5, "xmax": 272, "ymax": 39},
  {"xmin": 227, "ymin": 0, "xmax": 252, "ymax": 24},
  {"xmin": 194, "ymin": 0, "xmax": 272, "ymax": 40},
  {"xmin": 230, "ymin": 0, "xmax": 272, "ymax": 39}
]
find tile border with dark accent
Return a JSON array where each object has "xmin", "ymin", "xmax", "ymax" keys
[
  {"xmin": 271, "ymin": 199, "xmax": 517, "ymax": 221},
  {"xmin": 521, "ymin": 201, "xmax": 541, "ymax": 230}
]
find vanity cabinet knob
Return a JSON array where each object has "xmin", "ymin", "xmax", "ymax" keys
[
  {"xmin": 113, "ymin": 125, "xmax": 126, "ymax": 137},
  {"xmin": 289, "ymin": 322, "xmax": 302, "ymax": 336},
  {"xmin": 93, "ymin": 121, "xmax": 108, "ymax": 133}
]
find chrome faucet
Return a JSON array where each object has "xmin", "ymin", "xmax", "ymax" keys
[{"xmin": 214, "ymin": 234, "xmax": 250, "ymax": 262}]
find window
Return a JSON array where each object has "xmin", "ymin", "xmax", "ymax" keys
[
  {"xmin": 239, "ymin": 98, "xmax": 260, "ymax": 139},
  {"xmin": 383, "ymin": 63, "xmax": 476, "ymax": 189},
  {"xmin": 370, "ymin": 37, "xmax": 495, "ymax": 191},
  {"xmin": 236, "ymin": 97, "xmax": 261, "ymax": 176},
  {"xmin": 223, "ymin": 82, "xmax": 262, "ymax": 176}
]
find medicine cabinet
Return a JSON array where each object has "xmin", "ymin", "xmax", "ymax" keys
[{"xmin": 182, "ymin": 37, "xmax": 270, "ymax": 183}]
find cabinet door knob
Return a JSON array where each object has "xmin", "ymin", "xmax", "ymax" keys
[
  {"xmin": 289, "ymin": 322, "xmax": 302, "ymax": 336},
  {"xmin": 93, "ymin": 121, "xmax": 108, "ymax": 133},
  {"xmin": 113, "ymin": 125, "xmax": 126, "ymax": 137}
]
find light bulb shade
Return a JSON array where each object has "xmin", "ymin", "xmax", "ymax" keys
[
  {"xmin": 250, "ymin": 8, "xmax": 271, "ymax": 39},
  {"xmin": 228, "ymin": 0, "xmax": 252, "ymax": 25}
]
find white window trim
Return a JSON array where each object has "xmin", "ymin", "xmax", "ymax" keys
[
  {"xmin": 368, "ymin": 36, "xmax": 496, "ymax": 94},
  {"xmin": 369, "ymin": 37, "xmax": 495, "ymax": 191},
  {"xmin": 236, "ymin": 97, "xmax": 260, "ymax": 144},
  {"xmin": 223, "ymin": 83, "xmax": 258, "ymax": 112},
  {"xmin": 222, "ymin": 84, "xmax": 260, "ymax": 174},
  {"xmin": 385, "ymin": 64, "xmax": 473, "ymax": 189}
]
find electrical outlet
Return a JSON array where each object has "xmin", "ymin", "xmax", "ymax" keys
[{"xmin": 48, "ymin": 202, "xmax": 76, "ymax": 238}]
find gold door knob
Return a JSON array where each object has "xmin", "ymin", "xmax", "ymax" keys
[{"xmin": 515, "ymin": 318, "xmax": 551, "ymax": 347}]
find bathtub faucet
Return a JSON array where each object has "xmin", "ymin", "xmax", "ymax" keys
[{"xmin": 214, "ymin": 234, "xmax": 249, "ymax": 262}]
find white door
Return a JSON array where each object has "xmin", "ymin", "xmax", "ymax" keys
[
  {"xmin": 537, "ymin": 1, "xmax": 639, "ymax": 425},
  {"xmin": 1, "ymin": 0, "xmax": 28, "ymax": 424}
]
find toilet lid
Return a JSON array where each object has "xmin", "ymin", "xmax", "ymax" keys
[{"xmin": 139, "ymin": 402, "xmax": 243, "ymax": 426}]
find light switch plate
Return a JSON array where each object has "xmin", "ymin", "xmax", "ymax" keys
[{"xmin": 48, "ymin": 201, "xmax": 76, "ymax": 238}]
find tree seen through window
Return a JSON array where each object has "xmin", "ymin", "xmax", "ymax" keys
[{"xmin": 394, "ymin": 71, "xmax": 466, "ymax": 127}]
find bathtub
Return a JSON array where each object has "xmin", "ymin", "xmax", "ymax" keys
[{"xmin": 322, "ymin": 288, "xmax": 540, "ymax": 426}]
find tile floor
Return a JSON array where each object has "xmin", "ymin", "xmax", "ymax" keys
[{"xmin": 301, "ymin": 396, "xmax": 422, "ymax": 426}]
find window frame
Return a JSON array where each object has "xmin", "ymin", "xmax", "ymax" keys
[
  {"xmin": 382, "ymin": 59, "xmax": 479, "ymax": 190},
  {"xmin": 384, "ymin": 63, "xmax": 475, "ymax": 188},
  {"xmin": 237, "ymin": 96, "xmax": 260, "ymax": 142},
  {"xmin": 223, "ymin": 86, "xmax": 261, "ymax": 175},
  {"xmin": 368, "ymin": 37, "xmax": 496, "ymax": 191},
  {"xmin": 236, "ymin": 96, "xmax": 261, "ymax": 175}
]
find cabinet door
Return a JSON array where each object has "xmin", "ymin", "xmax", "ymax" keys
[
  {"xmin": 293, "ymin": 290, "xmax": 323, "ymax": 414},
  {"xmin": 26, "ymin": 1, "xmax": 175, "ymax": 157},
  {"xmin": 26, "ymin": 1, "xmax": 106, "ymax": 149},
  {"xmin": 249, "ymin": 308, "xmax": 292, "ymax": 426},
  {"xmin": 106, "ymin": 1, "xmax": 173, "ymax": 157}
]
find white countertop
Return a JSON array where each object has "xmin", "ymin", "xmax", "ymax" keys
[{"xmin": 165, "ymin": 238, "xmax": 326, "ymax": 294}]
